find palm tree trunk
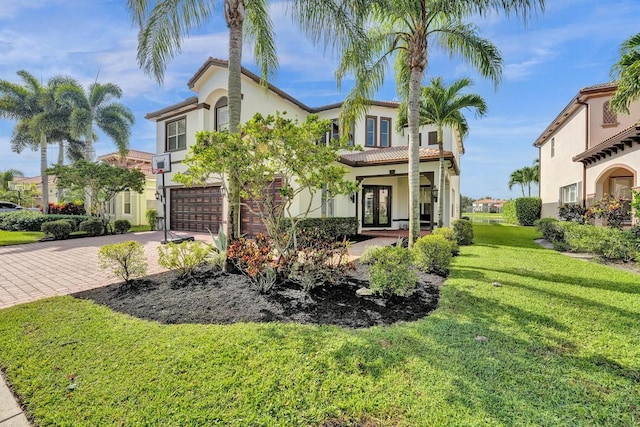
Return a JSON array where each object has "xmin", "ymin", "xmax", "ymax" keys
[
  {"xmin": 40, "ymin": 131, "xmax": 49, "ymax": 214},
  {"xmin": 57, "ymin": 141, "xmax": 64, "ymax": 201},
  {"xmin": 225, "ymin": 0, "xmax": 245, "ymax": 240},
  {"xmin": 84, "ymin": 128, "xmax": 94, "ymax": 214},
  {"xmin": 437, "ymin": 126, "xmax": 445, "ymax": 228},
  {"xmin": 407, "ymin": 65, "xmax": 422, "ymax": 247}
]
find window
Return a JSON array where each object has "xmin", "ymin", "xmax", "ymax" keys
[
  {"xmin": 348, "ymin": 123, "xmax": 355, "ymax": 146},
  {"xmin": 428, "ymin": 131, "xmax": 437, "ymax": 146},
  {"xmin": 321, "ymin": 185, "xmax": 334, "ymax": 217},
  {"xmin": 610, "ymin": 177, "xmax": 633, "ymax": 199},
  {"xmin": 380, "ymin": 117, "xmax": 391, "ymax": 147},
  {"xmin": 560, "ymin": 183, "xmax": 578, "ymax": 204},
  {"xmin": 407, "ymin": 132, "xmax": 422, "ymax": 145},
  {"xmin": 365, "ymin": 116, "xmax": 377, "ymax": 147},
  {"xmin": 123, "ymin": 190, "xmax": 131, "ymax": 215},
  {"xmin": 166, "ymin": 118, "xmax": 186, "ymax": 151},
  {"xmin": 331, "ymin": 119, "xmax": 340, "ymax": 142},
  {"xmin": 215, "ymin": 97, "xmax": 229, "ymax": 131},
  {"xmin": 551, "ymin": 137, "xmax": 555, "ymax": 158},
  {"xmin": 603, "ymin": 101, "xmax": 617, "ymax": 126}
]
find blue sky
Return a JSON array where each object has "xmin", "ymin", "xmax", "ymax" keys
[{"xmin": 0, "ymin": 0, "xmax": 637, "ymax": 200}]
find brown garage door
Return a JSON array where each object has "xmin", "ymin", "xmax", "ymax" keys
[
  {"xmin": 240, "ymin": 178, "xmax": 283, "ymax": 238},
  {"xmin": 170, "ymin": 186, "xmax": 222, "ymax": 232}
]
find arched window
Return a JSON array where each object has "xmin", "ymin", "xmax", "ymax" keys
[
  {"xmin": 215, "ymin": 97, "xmax": 229, "ymax": 131},
  {"xmin": 603, "ymin": 100, "xmax": 617, "ymax": 125}
]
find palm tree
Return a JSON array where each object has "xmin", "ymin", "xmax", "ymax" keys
[
  {"xmin": 508, "ymin": 165, "xmax": 537, "ymax": 197},
  {"xmin": 337, "ymin": 0, "xmax": 543, "ymax": 246},
  {"xmin": 407, "ymin": 77, "xmax": 487, "ymax": 227},
  {"xmin": 610, "ymin": 32, "xmax": 640, "ymax": 114},
  {"xmin": 126, "ymin": 0, "xmax": 365, "ymax": 238},
  {"xmin": 0, "ymin": 71, "xmax": 74, "ymax": 213},
  {"xmin": 508, "ymin": 169, "xmax": 526, "ymax": 197}
]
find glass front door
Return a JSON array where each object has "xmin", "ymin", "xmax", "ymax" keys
[{"xmin": 362, "ymin": 186, "xmax": 391, "ymax": 227}]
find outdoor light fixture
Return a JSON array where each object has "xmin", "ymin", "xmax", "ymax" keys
[
  {"xmin": 431, "ymin": 185, "xmax": 439, "ymax": 203},
  {"xmin": 349, "ymin": 192, "xmax": 356, "ymax": 203}
]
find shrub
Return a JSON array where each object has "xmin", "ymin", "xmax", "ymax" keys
[
  {"xmin": 433, "ymin": 227, "xmax": 459, "ymax": 256},
  {"xmin": 114, "ymin": 219, "xmax": 132, "ymax": 233},
  {"xmin": 47, "ymin": 202, "xmax": 85, "ymax": 215},
  {"xmin": 146, "ymin": 209, "xmax": 158, "ymax": 230},
  {"xmin": 0, "ymin": 211, "xmax": 90, "ymax": 231},
  {"xmin": 359, "ymin": 245, "xmax": 385, "ymax": 264},
  {"xmin": 586, "ymin": 194, "xmax": 631, "ymax": 229},
  {"xmin": 228, "ymin": 235, "xmax": 279, "ymax": 293},
  {"xmin": 514, "ymin": 197, "xmax": 541, "ymax": 226},
  {"xmin": 158, "ymin": 240, "xmax": 215, "ymax": 277},
  {"xmin": 452, "ymin": 219, "xmax": 474, "ymax": 246},
  {"xmin": 368, "ymin": 246, "xmax": 417, "ymax": 297},
  {"xmin": 98, "ymin": 241, "xmax": 148, "ymax": 284},
  {"xmin": 79, "ymin": 218, "xmax": 104, "ymax": 236},
  {"xmin": 502, "ymin": 200, "xmax": 517, "ymax": 225},
  {"xmin": 41, "ymin": 220, "xmax": 72, "ymax": 240},
  {"xmin": 535, "ymin": 218, "xmax": 564, "ymax": 243},
  {"xmin": 284, "ymin": 217, "xmax": 358, "ymax": 240},
  {"xmin": 558, "ymin": 203, "xmax": 586, "ymax": 223},
  {"xmin": 559, "ymin": 222, "xmax": 634, "ymax": 261},
  {"xmin": 412, "ymin": 235, "xmax": 452, "ymax": 276}
]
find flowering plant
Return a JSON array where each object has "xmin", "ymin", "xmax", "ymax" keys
[{"xmin": 586, "ymin": 194, "xmax": 631, "ymax": 229}]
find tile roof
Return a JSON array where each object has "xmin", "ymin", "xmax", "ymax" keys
[
  {"xmin": 572, "ymin": 121, "xmax": 640, "ymax": 164},
  {"xmin": 98, "ymin": 149, "xmax": 154, "ymax": 162},
  {"xmin": 12, "ymin": 176, "xmax": 56, "ymax": 185},
  {"xmin": 339, "ymin": 146, "xmax": 453, "ymax": 166}
]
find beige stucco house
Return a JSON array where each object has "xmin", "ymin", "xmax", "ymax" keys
[
  {"xmin": 9, "ymin": 176, "xmax": 58, "ymax": 208},
  {"xmin": 146, "ymin": 58, "xmax": 464, "ymax": 235},
  {"xmin": 98, "ymin": 150, "xmax": 157, "ymax": 226},
  {"xmin": 534, "ymin": 82, "xmax": 640, "ymax": 219}
]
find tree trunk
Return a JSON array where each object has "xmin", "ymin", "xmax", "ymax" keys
[
  {"xmin": 57, "ymin": 141, "xmax": 64, "ymax": 201},
  {"xmin": 407, "ymin": 66, "xmax": 422, "ymax": 247},
  {"xmin": 225, "ymin": 0, "xmax": 245, "ymax": 240},
  {"xmin": 437, "ymin": 126, "xmax": 445, "ymax": 228},
  {"xmin": 84, "ymin": 127, "xmax": 94, "ymax": 214},
  {"xmin": 40, "ymin": 132, "xmax": 49, "ymax": 214}
]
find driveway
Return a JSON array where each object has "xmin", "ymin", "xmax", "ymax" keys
[{"xmin": 0, "ymin": 231, "xmax": 209, "ymax": 310}]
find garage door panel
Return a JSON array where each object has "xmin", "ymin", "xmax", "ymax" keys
[{"xmin": 170, "ymin": 186, "xmax": 222, "ymax": 232}]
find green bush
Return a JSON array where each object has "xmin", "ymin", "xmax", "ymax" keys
[
  {"xmin": 368, "ymin": 246, "xmax": 417, "ymax": 297},
  {"xmin": 452, "ymin": 219, "xmax": 474, "ymax": 246},
  {"xmin": 98, "ymin": 241, "xmax": 148, "ymax": 284},
  {"xmin": 158, "ymin": 240, "xmax": 214, "ymax": 277},
  {"xmin": 359, "ymin": 245, "xmax": 385, "ymax": 264},
  {"xmin": 79, "ymin": 218, "xmax": 104, "ymax": 236},
  {"xmin": 285, "ymin": 217, "xmax": 358, "ymax": 240},
  {"xmin": 514, "ymin": 197, "xmax": 541, "ymax": 226},
  {"xmin": 41, "ymin": 220, "xmax": 72, "ymax": 240},
  {"xmin": 114, "ymin": 219, "xmax": 132, "ymax": 233},
  {"xmin": 558, "ymin": 203, "xmax": 587, "ymax": 223},
  {"xmin": 412, "ymin": 234, "xmax": 452, "ymax": 276},
  {"xmin": 502, "ymin": 200, "xmax": 517, "ymax": 225},
  {"xmin": 535, "ymin": 218, "xmax": 564, "ymax": 243},
  {"xmin": 146, "ymin": 209, "xmax": 158, "ymax": 230},
  {"xmin": 433, "ymin": 227, "xmax": 460, "ymax": 255},
  {"xmin": 558, "ymin": 222, "xmax": 634, "ymax": 261},
  {"xmin": 0, "ymin": 211, "xmax": 90, "ymax": 231}
]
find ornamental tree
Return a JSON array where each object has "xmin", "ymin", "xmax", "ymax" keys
[
  {"xmin": 47, "ymin": 160, "xmax": 145, "ymax": 219},
  {"xmin": 174, "ymin": 112, "xmax": 359, "ymax": 256}
]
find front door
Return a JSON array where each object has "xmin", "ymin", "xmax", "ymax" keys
[{"xmin": 362, "ymin": 186, "xmax": 391, "ymax": 227}]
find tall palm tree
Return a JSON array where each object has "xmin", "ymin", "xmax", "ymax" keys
[
  {"xmin": 508, "ymin": 168, "xmax": 526, "ymax": 197},
  {"xmin": 0, "ymin": 71, "xmax": 74, "ymax": 213},
  {"xmin": 409, "ymin": 77, "xmax": 487, "ymax": 227},
  {"xmin": 338, "ymin": 0, "xmax": 543, "ymax": 246},
  {"xmin": 508, "ymin": 165, "xmax": 537, "ymax": 197},
  {"xmin": 610, "ymin": 32, "xmax": 640, "ymax": 114},
  {"xmin": 126, "ymin": 0, "xmax": 365, "ymax": 238}
]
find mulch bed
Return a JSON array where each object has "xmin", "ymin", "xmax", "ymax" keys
[{"xmin": 74, "ymin": 264, "xmax": 443, "ymax": 329}]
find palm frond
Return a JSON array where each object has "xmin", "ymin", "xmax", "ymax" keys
[{"xmin": 244, "ymin": 0, "xmax": 278, "ymax": 83}]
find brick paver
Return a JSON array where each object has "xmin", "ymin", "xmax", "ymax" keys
[{"xmin": 0, "ymin": 231, "xmax": 209, "ymax": 310}]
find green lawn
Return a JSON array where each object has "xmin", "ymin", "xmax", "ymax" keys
[
  {"xmin": 465, "ymin": 212, "xmax": 504, "ymax": 222},
  {"xmin": 0, "ymin": 224, "xmax": 638, "ymax": 426},
  {"xmin": 0, "ymin": 230, "xmax": 44, "ymax": 246}
]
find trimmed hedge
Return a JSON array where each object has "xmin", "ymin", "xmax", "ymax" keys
[
  {"xmin": 114, "ymin": 219, "xmax": 132, "ymax": 233},
  {"xmin": 0, "ymin": 211, "xmax": 90, "ymax": 232},
  {"xmin": 514, "ymin": 197, "xmax": 541, "ymax": 226},
  {"xmin": 41, "ymin": 220, "xmax": 72, "ymax": 240},
  {"xmin": 286, "ymin": 217, "xmax": 358, "ymax": 240},
  {"xmin": 79, "ymin": 218, "xmax": 104, "ymax": 236},
  {"xmin": 368, "ymin": 246, "xmax": 417, "ymax": 297},
  {"xmin": 502, "ymin": 200, "xmax": 517, "ymax": 225},
  {"xmin": 452, "ymin": 219, "xmax": 473, "ymax": 245},
  {"xmin": 412, "ymin": 234, "xmax": 452, "ymax": 277}
]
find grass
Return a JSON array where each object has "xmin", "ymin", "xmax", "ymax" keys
[
  {"xmin": 129, "ymin": 225, "xmax": 152, "ymax": 233},
  {"xmin": 0, "ymin": 224, "xmax": 638, "ymax": 426},
  {"xmin": 0, "ymin": 230, "xmax": 43, "ymax": 246},
  {"xmin": 465, "ymin": 212, "xmax": 504, "ymax": 222}
]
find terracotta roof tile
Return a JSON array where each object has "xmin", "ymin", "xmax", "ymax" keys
[{"xmin": 339, "ymin": 146, "xmax": 453, "ymax": 166}]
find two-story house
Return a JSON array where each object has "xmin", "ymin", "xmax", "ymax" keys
[
  {"xmin": 534, "ymin": 82, "xmax": 640, "ymax": 219},
  {"xmin": 146, "ymin": 58, "xmax": 463, "ymax": 236}
]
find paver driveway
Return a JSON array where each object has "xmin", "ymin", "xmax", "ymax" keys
[{"xmin": 0, "ymin": 231, "xmax": 208, "ymax": 310}]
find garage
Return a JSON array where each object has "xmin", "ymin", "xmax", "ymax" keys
[
  {"xmin": 240, "ymin": 178, "xmax": 283, "ymax": 238},
  {"xmin": 170, "ymin": 186, "xmax": 223, "ymax": 232}
]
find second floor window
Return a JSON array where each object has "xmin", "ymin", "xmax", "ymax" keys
[
  {"xmin": 166, "ymin": 118, "xmax": 186, "ymax": 151},
  {"xmin": 428, "ymin": 131, "xmax": 437, "ymax": 146},
  {"xmin": 380, "ymin": 117, "xmax": 391, "ymax": 147},
  {"xmin": 603, "ymin": 100, "xmax": 617, "ymax": 126},
  {"xmin": 365, "ymin": 116, "xmax": 377, "ymax": 147},
  {"xmin": 215, "ymin": 97, "xmax": 229, "ymax": 131}
]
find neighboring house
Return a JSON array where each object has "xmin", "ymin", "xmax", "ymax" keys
[
  {"xmin": 472, "ymin": 199, "xmax": 505, "ymax": 213},
  {"xmin": 9, "ymin": 176, "xmax": 58, "ymax": 208},
  {"xmin": 534, "ymin": 82, "xmax": 640, "ymax": 219},
  {"xmin": 146, "ymin": 57, "xmax": 464, "ymax": 235},
  {"xmin": 97, "ymin": 150, "xmax": 157, "ymax": 226}
]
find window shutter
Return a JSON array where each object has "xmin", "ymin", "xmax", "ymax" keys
[
  {"xmin": 558, "ymin": 187, "xmax": 562, "ymax": 205},
  {"xmin": 577, "ymin": 181, "xmax": 582, "ymax": 204}
]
